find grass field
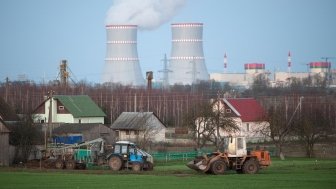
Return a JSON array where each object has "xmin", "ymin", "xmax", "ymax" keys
[{"xmin": 0, "ymin": 158, "xmax": 335, "ymax": 189}]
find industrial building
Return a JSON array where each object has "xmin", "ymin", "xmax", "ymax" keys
[{"xmin": 211, "ymin": 52, "xmax": 335, "ymax": 88}]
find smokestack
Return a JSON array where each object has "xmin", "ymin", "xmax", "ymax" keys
[
  {"xmin": 169, "ymin": 23, "xmax": 209, "ymax": 85},
  {"xmin": 224, "ymin": 53, "xmax": 228, "ymax": 73},
  {"xmin": 102, "ymin": 25, "xmax": 145, "ymax": 86},
  {"xmin": 287, "ymin": 51, "xmax": 292, "ymax": 73}
]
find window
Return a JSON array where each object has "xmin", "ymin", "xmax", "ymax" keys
[
  {"xmin": 246, "ymin": 123, "xmax": 250, "ymax": 132},
  {"xmin": 126, "ymin": 130, "xmax": 130, "ymax": 135},
  {"xmin": 79, "ymin": 119, "xmax": 81, "ymax": 124},
  {"xmin": 134, "ymin": 130, "xmax": 139, "ymax": 135},
  {"xmin": 237, "ymin": 138, "xmax": 244, "ymax": 149},
  {"xmin": 58, "ymin": 106, "xmax": 64, "ymax": 110},
  {"xmin": 226, "ymin": 109, "xmax": 231, "ymax": 113}
]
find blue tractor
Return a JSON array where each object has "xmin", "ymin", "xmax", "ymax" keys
[{"xmin": 107, "ymin": 141, "xmax": 154, "ymax": 171}]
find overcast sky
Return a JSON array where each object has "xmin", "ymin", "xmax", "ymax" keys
[{"xmin": 0, "ymin": 0, "xmax": 335, "ymax": 83}]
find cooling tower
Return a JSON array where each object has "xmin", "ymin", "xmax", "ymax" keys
[
  {"xmin": 102, "ymin": 25, "xmax": 145, "ymax": 86},
  {"xmin": 169, "ymin": 23, "xmax": 209, "ymax": 85}
]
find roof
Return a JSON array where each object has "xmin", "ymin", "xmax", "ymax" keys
[
  {"xmin": 111, "ymin": 112, "xmax": 165, "ymax": 130},
  {"xmin": 53, "ymin": 123, "xmax": 109, "ymax": 134},
  {"xmin": 0, "ymin": 118, "xmax": 10, "ymax": 133},
  {"xmin": 225, "ymin": 98, "xmax": 265, "ymax": 122},
  {"xmin": 54, "ymin": 95, "xmax": 106, "ymax": 118}
]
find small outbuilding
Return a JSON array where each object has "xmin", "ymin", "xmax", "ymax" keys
[
  {"xmin": 52, "ymin": 123, "xmax": 115, "ymax": 145},
  {"xmin": 111, "ymin": 112, "xmax": 166, "ymax": 143}
]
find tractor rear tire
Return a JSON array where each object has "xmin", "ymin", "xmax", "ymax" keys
[
  {"xmin": 146, "ymin": 162, "xmax": 154, "ymax": 171},
  {"xmin": 132, "ymin": 162, "xmax": 142, "ymax": 172},
  {"xmin": 55, "ymin": 160, "xmax": 64, "ymax": 169},
  {"xmin": 65, "ymin": 161, "xmax": 76, "ymax": 170},
  {"xmin": 109, "ymin": 156, "xmax": 122, "ymax": 171},
  {"xmin": 242, "ymin": 159, "xmax": 259, "ymax": 174},
  {"xmin": 211, "ymin": 160, "xmax": 226, "ymax": 175}
]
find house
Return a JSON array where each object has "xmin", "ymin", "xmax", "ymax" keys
[
  {"xmin": 215, "ymin": 98, "xmax": 268, "ymax": 142},
  {"xmin": 0, "ymin": 118, "xmax": 11, "ymax": 166},
  {"xmin": 111, "ymin": 112, "xmax": 166, "ymax": 143},
  {"xmin": 0, "ymin": 97, "xmax": 20, "ymax": 166},
  {"xmin": 52, "ymin": 123, "xmax": 115, "ymax": 145},
  {"xmin": 33, "ymin": 95, "xmax": 106, "ymax": 124}
]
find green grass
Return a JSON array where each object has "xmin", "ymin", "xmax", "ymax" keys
[{"xmin": 0, "ymin": 158, "xmax": 336, "ymax": 189}]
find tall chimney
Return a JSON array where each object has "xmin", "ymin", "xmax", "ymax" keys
[
  {"xmin": 169, "ymin": 23, "xmax": 209, "ymax": 85},
  {"xmin": 102, "ymin": 25, "xmax": 145, "ymax": 86}
]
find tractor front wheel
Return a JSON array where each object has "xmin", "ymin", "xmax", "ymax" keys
[
  {"xmin": 109, "ymin": 156, "xmax": 122, "ymax": 171},
  {"xmin": 242, "ymin": 159, "xmax": 259, "ymax": 174},
  {"xmin": 65, "ymin": 161, "xmax": 76, "ymax": 169},
  {"xmin": 55, "ymin": 160, "xmax": 64, "ymax": 169},
  {"xmin": 211, "ymin": 160, "xmax": 226, "ymax": 175},
  {"xmin": 132, "ymin": 162, "xmax": 142, "ymax": 172}
]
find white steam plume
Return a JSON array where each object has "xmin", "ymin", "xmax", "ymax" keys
[{"xmin": 105, "ymin": 0, "xmax": 187, "ymax": 30}]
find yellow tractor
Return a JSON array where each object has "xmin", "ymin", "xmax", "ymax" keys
[{"xmin": 187, "ymin": 136, "xmax": 271, "ymax": 174}]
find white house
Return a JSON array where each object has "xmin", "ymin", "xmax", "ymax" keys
[
  {"xmin": 33, "ymin": 95, "xmax": 106, "ymax": 124},
  {"xmin": 111, "ymin": 112, "xmax": 166, "ymax": 143},
  {"xmin": 214, "ymin": 98, "xmax": 269, "ymax": 142}
]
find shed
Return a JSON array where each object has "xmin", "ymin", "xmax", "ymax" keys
[
  {"xmin": 52, "ymin": 123, "xmax": 115, "ymax": 145},
  {"xmin": 111, "ymin": 112, "xmax": 166, "ymax": 142}
]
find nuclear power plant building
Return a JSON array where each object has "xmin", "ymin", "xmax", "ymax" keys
[
  {"xmin": 102, "ymin": 25, "xmax": 145, "ymax": 86},
  {"xmin": 168, "ymin": 23, "xmax": 210, "ymax": 85}
]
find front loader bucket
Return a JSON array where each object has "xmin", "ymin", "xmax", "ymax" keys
[{"xmin": 186, "ymin": 160, "xmax": 207, "ymax": 172}]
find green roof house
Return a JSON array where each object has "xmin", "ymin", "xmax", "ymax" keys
[{"xmin": 33, "ymin": 95, "xmax": 106, "ymax": 124}]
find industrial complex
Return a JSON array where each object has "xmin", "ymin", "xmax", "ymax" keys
[{"xmin": 100, "ymin": 22, "xmax": 335, "ymax": 88}]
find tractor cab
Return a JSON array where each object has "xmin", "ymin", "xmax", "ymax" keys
[
  {"xmin": 113, "ymin": 141, "xmax": 144, "ymax": 162},
  {"xmin": 108, "ymin": 141, "xmax": 153, "ymax": 171},
  {"xmin": 223, "ymin": 136, "xmax": 247, "ymax": 157}
]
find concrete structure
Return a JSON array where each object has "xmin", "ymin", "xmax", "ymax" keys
[
  {"xmin": 102, "ymin": 25, "xmax": 145, "ymax": 86},
  {"xmin": 33, "ymin": 95, "xmax": 106, "ymax": 124},
  {"xmin": 111, "ymin": 112, "xmax": 166, "ymax": 143},
  {"xmin": 169, "ymin": 23, "xmax": 209, "ymax": 85}
]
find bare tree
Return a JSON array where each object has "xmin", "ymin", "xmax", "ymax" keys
[
  {"xmin": 183, "ymin": 102, "xmax": 213, "ymax": 149},
  {"xmin": 134, "ymin": 113, "xmax": 162, "ymax": 151},
  {"xmin": 9, "ymin": 114, "xmax": 41, "ymax": 164},
  {"xmin": 294, "ymin": 104, "xmax": 332, "ymax": 158},
  {"xmin": 211, "ymin": 99, "xmax": 239, "ymax": 150},
  {"xmin": 259, "ymin": 105, "xmax": 292, "ymax": 158}
]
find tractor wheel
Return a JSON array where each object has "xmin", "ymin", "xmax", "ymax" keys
[
  {"xmin": 211, "ymin": 160, "xmax": 226, "ymax": 175},
  {"xmin": 132, "ymin": 162, "xmax": 142, "ymax": 172},
  {"xmin": 146, "ymin": 162, "xmax": 154, "ymax": 171},
  {"xmin": 55, "ymin": 160, "xmax": 64, "ymax": 169},
  {"xmin": 242, "ymin": 159, "xmax": 259, "ymax": 174},
  {"xmin": 65, "ymin": 161, "xmax": 76, "ymax": 169},
  {"xmin": 109, "ymin": 156, "xmax": 122, "ymax": 171}
]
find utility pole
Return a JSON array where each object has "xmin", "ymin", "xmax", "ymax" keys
[
  {"xmin": 187, "ymin": 56, "xmax": 199, "ymax": 93},
  {"xmin": 321, "ymin": 57, "xmax": 335, "ymax": 86},
  {"xmin": 45, "ymin": 90, "xmax": 54, "ymax": 152},
  {"xmin": 158, "ymin": 54, "xmax": 172, "ymax": 90}
]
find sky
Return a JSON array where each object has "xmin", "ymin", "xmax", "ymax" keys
[{"xmin": 0, "ymin": 0, "xmax": 335, "ymax": 83}]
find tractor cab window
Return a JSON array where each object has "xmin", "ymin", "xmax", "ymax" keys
[
  {"xmin": 121, "ymin": 145, "xmax": 128, "ymax": 154},
  {"xmin": 114, "ymin": 144, "xmax": 120, "ymax": 153},
  {"xmin": 129, "ymin": 145, "xmax": 136, "ymax": 155},
  {"xmin": 237, "ymin": 138, "xmax": 244, "ymax": 149}
]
